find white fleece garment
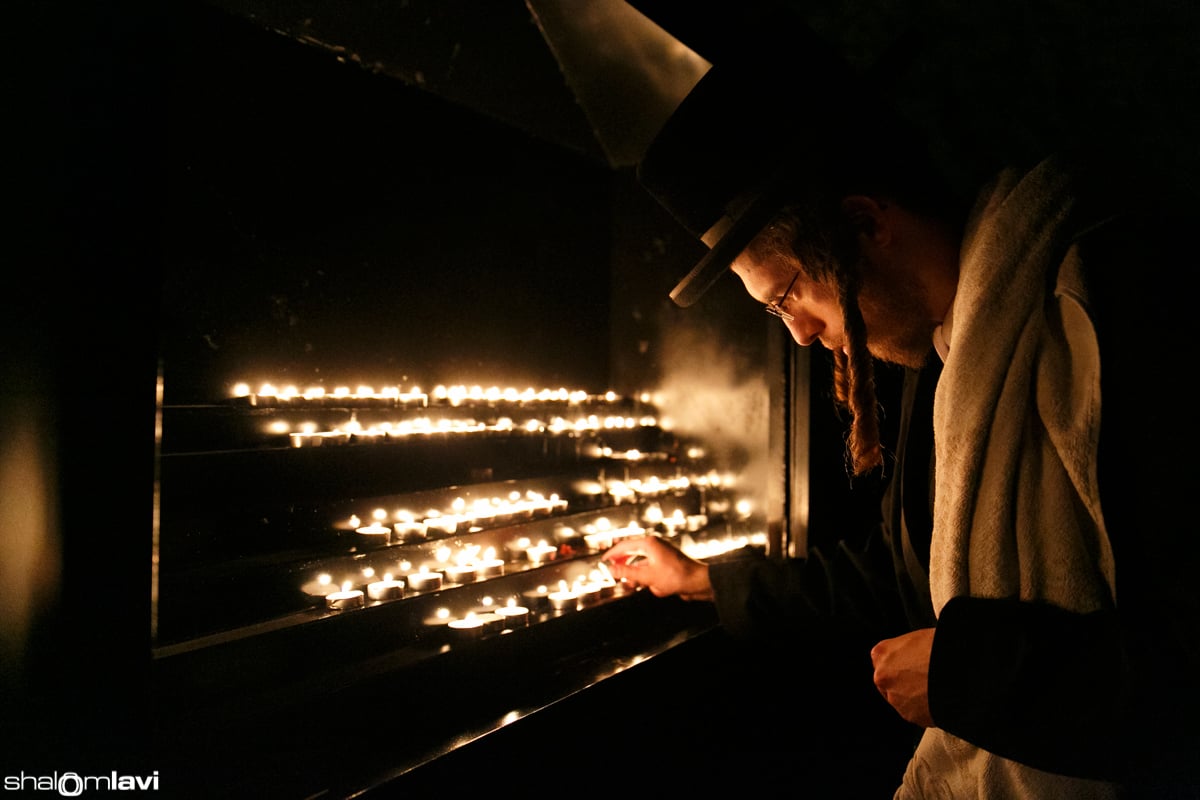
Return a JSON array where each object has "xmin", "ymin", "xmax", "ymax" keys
[{"xmin": 897, "ymin": 158, "xmax": 1118, "ymax": 799}]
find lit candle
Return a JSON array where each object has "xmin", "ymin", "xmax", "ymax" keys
[
  {"xmin": 496, "ymin": 601, "xmax": 530, "ymax": 628},
  {"xmin": 392, "ymin": 514, "xmax": 428, "ymax": 543},
  {"xmin": 367, "ymin": 573, "xmax": 405, "ymax": 601},
  {"xmin": 476, "ymin": 547, "xmax": 505, "ymax": 578},
  {"xmin": 576, "ymin": 581, "xmax": 605, "ymax": 606},
  {"xmin": 525, "ymin": 541, "xmax": 558, "ymax": 565},
  {"xmin": 355, "ymin": 520, "xmax": 393, "ymax": 546},
  {"xmin": 547, "ymin": 580, "xmax": 579, "ymax": 612},
  {"xmin": 406, "ymin": 568, "xmax": 443, "ymax": 593},
  {"xmin": 326, "ymin": 581, "xmax": 365, "ymax": 611},
  {"xmin": 424, "ymin": 512, "xmax": 458, "ymax": 536},
  {"xmin": 446, "ymin": 613, "xmax": 485, "ymax": 640},
  {"xmin": 475, "ymin": 612, "xmax": 506, "ymax": 634},
  {"xmin": 443, "ymin": 563, "xmax": 478, "ymax": 584},
  {"xmin": 582, "ymin": 530, "xmax": 613, "ymax": 552},
  {"xmin": 506, "ymin": 536, "xmax": 533, "ymax": 561},
  {"xmin": 662, "ymin": 510, "xmax": 687, "ymax": 534},
  {"xmin": 588, "ymin": 568, "xmax": 618, "ymax": 599},
  {"xmin": 301, "ymin": 572, "xmax": 339, "ymax": 604},
  {"xmin": 522, "ymin": 584, "xmax": 551, "ymax": 609},
  {"xmin": 612, "ymin": 522, "xmax": 644, "ymax": 543}
]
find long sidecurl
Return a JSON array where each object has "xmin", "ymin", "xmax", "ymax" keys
[{"xmin": 834, "ymin": 274, "xmax": 882, "ymax": 476}]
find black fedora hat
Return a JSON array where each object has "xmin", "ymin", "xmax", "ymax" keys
[{"xmin": 637, "ymin": 37, "xmax": 867, "ymax": 307}]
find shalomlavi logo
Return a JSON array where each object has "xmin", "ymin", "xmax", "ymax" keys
[{"xmin": 3, "ymin": 772, "xmax": 159, "ymax": 795}]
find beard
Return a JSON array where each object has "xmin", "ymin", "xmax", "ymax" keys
[{"xmin": 855, "ymin": 255, "xmax": 938, "ymax": 369}]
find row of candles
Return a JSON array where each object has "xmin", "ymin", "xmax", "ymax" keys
[
  {"xmin": 311, "ymin": 531, "xmax": 598, "ymax": 608},
  {"xmin": 317, "ymin": 513, "xmax": 758, "ymax": 610},
  {"xmin": 312, "ymin": 532, "xmax": 766, "ymax": 654},
  {"xmin": 281, "ymin": 411, "xmax": 660, "ymax": 448},
  {"xmin": 349, "ymin": 490, "xmax": 571, "ymax": 543},
  {"xmin": 311, "ymin": 513, "xmax": 664, "ymax": 610},
  {"xmin": 435, "ymin": 571, "xmax": 632, "ymax": 639},
  {"xmin": 345, "ymin": 473, "xmax": 721, "ymax": 546},
  {"xmin": 321, "ymin": 556, "xmax": 626, "ymax": 619},
  {"xmin": 313, "ymin": 518, "xmax": 760, "ymax": 615},
  {"xmin": 232, "ymin": 382, "xmax": 652, "ymax": 410},
  {"xmin": 352, "ymin": 510, "xmax": 709, "ymax": 554}
]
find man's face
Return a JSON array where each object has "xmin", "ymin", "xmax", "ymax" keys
[
  {"xmin": 732, "ymin": 252, "xmax": 846, "ymax": 351},
  {"xmin": 731, "ymin": 248, "xmax": 934, "ymax": 370}
]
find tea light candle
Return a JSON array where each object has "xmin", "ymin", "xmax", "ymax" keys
[
  {"xmin": 525, "ymin": 542, "xmax": 558, "ymax": 565},
  {"xmin": 301, "ymin": 573, "xmax": 338, "ymax": 603},
  {"xmin": 326, "ymin": 581, "xmax": 365, "ymax": 611},
  {"xmin": 406, "ymin": 568, "xmax": 443, "ymax": 592},
  {"xmin": 475, "ymin": 612, "xmax": 506, "ymax": 634},
  {"xmin": 443, "ymin": 563, "xmax": 478, "ymax": 584},
  {"xmin": 446, "ymin": 614, "xmax": 485, "ymax": 640},
  {"xmin": 356, "ymin": 521, "xmax": 393, "ymax": 545},
  {"xmin": 522, "ymin": 585, "xmax": 551, "ymax": 609},
  {"xmin": 367, "ymin": 574, "xmax": 405, "ymax": 601},
  {"xmin": 583, "ymin": 531, "xmax": 613, "ymax": 552},
  {"xmin": 506, "ymin": 536, "xmax": 533, "ymax": 560},
  {"xmin": 476, "ymin": 547, "xmax": 505, "ymax": 578},
  {"xmin": 479, "ymin": 560, "xmax": 506, "ymax": 579},
  {"xmin": 662, "ymin": 510, "xmax": 688, "ymax": 534},
  {"xmin": 496, "ymin": 603, "xmax": 529, "ymax": 628},
  {"xmin": 547, "ymin": 582, "xmax": 579, "ymax": 611},
  {"xmin": 576, "ymin": 582, "xmax": 604, "ymax": 606},
  {"xmin": 392, "ymin": 519, "xmax": 428, "ymax": 543}
]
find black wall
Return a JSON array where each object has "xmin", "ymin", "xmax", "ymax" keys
[{"xmin": 160, "ymin": 2, "xmax": 615, "ymax": 404}]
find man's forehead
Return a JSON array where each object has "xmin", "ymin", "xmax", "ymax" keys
[{"xmin": 732, "ymin": 253, "xmax": 793, "ymax": 300}]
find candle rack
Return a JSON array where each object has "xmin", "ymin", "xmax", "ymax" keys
[
  {"xmin": 154, "ymin": 384, "xmax": 765, "ymax": 650},
  {"xmin": 150, "ymin": 382, "xmax": 763, "ymax": 798}
]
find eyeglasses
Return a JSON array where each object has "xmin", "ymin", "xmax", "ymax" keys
[{"xmin": 764, "ymin": 271, "xmax": 800, "ymax": 321}]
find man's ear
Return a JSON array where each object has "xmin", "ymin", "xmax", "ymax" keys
[{"xmin": 840, "ymin": 195, "xmax": 892, "ymax": 248}]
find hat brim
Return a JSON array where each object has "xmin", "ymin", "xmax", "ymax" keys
[{"xmin": 668, "ymin": 185, "xmax": 786, "ymax": 307}]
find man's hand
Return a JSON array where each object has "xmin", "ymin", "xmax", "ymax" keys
[
  {"xmin": 601, "ymin": 535, "xmax": 713, "ymax": 601},
  {"xmin": 871, "ymin": 627, "xmax": 936, "ymax": 728}
]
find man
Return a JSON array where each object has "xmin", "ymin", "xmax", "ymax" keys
[{"xmin": 603, "ymin": 56, "xmax": 1200, "ymax": 798}]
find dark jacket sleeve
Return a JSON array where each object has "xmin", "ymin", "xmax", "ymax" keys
[
  {"xmin": 708, "ymin": 532, "xmax": 911, "ymax": 643},
  {"xmin": 709, "ymin": 363, "xmax": 940, "ymax": 644}
]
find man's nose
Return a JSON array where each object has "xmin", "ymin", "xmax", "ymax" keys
[{"xmin": 785, "ymin": 314, "xmax": 822, "ymax": 347}]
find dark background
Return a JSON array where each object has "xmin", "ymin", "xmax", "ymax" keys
[{"xmin": 4, "ymin": 0, "xmax": 1197, "ymax": 794}]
